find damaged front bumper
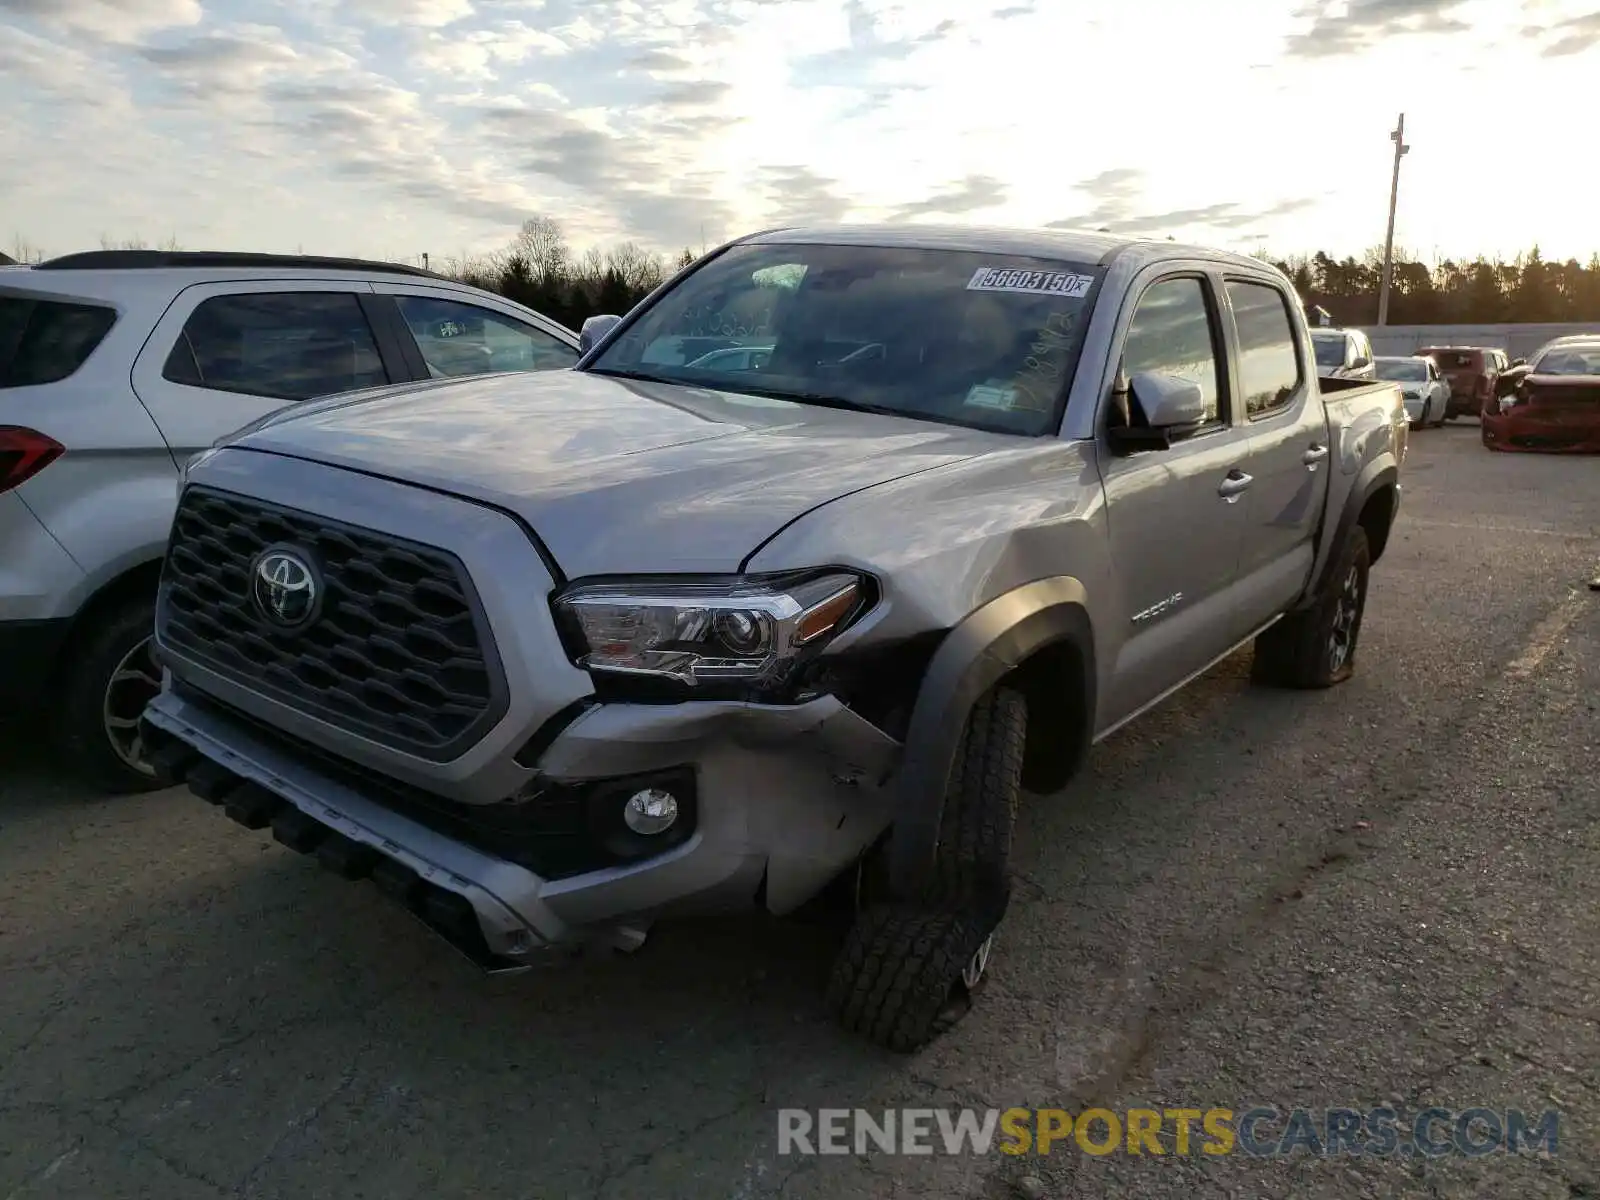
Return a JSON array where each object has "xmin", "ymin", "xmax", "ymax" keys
[
  {"xmin": 1481, "ymin": 406, "xmax": 1600, "ymax": 453},
  {"xmin": 143, "ymin": 683, "xmax": 900, "ymax": 972}
]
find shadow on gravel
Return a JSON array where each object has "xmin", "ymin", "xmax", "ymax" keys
[
  {"xmin": 0, "ymin": 715, "xmax": 92, "ymax": 814},
  {"xmin": 0, "ymin": 633, "xmax": 1514, "ymax": 1195}
]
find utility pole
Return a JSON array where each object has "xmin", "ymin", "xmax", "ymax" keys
[{"xmin": 1377, "ymin": 112, "xmax": 1409, "ymax": 326}]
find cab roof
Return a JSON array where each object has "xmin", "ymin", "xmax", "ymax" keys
[{"xmin": 739, "ymin": 223, "xmax": 1275, "ymax": 274}]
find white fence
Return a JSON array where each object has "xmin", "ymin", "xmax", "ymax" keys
[{"xmin": 1364, "ymin": 323, "xmax": 1600, "ymax": 359}]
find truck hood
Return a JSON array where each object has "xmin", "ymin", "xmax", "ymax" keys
[{"xmin": 228, "ymin": 370, "xmax": 1008, "ymax": 576}]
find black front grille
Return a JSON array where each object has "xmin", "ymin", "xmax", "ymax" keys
[{"xmin": 159, "ymin": 486, "xmax": 506, "ymax": 760}]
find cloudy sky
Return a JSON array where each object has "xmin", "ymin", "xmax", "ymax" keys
[{"xmin": 2, "ymin": 0, "xmax": 1595, "ymax": 266}]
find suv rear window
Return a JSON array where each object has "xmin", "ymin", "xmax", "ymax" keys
[
  {"xmin": 0, "ymin": 294, "xmax": 118, "ymax": 388},
  {"xmin": 1425, "ymin": 350, "xmax": 1479, "ymax": 370}
]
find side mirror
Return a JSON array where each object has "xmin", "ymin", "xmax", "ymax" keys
[
  {"xmin": 578, "ymin": 314, "xmax": 622, "ymax": 355},
  {"xmin": 1133, "ymin": 371, "xmax": 1207, "ymax": 428},
  {"xmin": 1108, "ymin": 371, "xmax": 1207, "ymax": 453},
  {"xmin": 1510, "ymin": 357, "xmax": 1527, "ymax": 368}
]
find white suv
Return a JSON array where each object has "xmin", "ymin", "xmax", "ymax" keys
[
  {"xmin": 1310, "ymin": 327, "xmax": 1377, "ymax": 382},
  {"xmin": 1, "ymin": 250, "xmax": 580, "ymax": 792}
]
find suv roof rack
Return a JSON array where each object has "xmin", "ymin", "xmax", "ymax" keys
[{"xmin": 33, "ymin": 250, "xmax": 446, "ymax": 279}]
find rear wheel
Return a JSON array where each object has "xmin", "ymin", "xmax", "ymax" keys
[
  {"xmin": 52, "ymin": 595, "xmax": 169, "ymax": 794},
  {"xmin": 1251, "ymin": 526, "xmax": 1370, "ymax": 689}
]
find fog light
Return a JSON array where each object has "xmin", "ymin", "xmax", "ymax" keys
[{"xmin": 623, "ymin": 788, "xmax": 679, "ymax": 835}]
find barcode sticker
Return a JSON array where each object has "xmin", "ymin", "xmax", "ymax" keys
[{"xmin": 967, "ymin": 267, "xmax": 1094, "ymax": 298}]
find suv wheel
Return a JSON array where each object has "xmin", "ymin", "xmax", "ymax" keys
[
  {"xmin": 1250, "ymin": 526, "xmax": 1371, "ymax": 689},
  {"xmin": 54, "ymin": 595, "xmax": 169, "ymax": 794},
  {"xmin": 826, "ymin": 687, "xmax": 1025, "ymax": 1052}
]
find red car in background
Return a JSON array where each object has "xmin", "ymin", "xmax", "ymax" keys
[
  {"xmin": 1419, "ymin": 346, "xmax": 1513, "ymax": 419},
  {"xmin": 1483, "ymin": 337, "xmax": 1600, "ymax": 452}
]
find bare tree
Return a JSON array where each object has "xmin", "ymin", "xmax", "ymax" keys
[
  {"xmin": 572, "ymin": 245, "xmax": 608, "ymax": 300},
  {"xmin": 511, "ymin": 216, "xmax": 571, "ymax": 287},
  {"xmin": 605, "ymin": 241, "xmax": 665, "ymax": 294},
  {"xmin": 9, "ymin": 236, "xmax": 46, "ymax": 263}
]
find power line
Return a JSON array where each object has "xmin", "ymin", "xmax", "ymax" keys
[{"xmin": 1377, "ymin": 112, "xmax": 1409, "ymax": 326}]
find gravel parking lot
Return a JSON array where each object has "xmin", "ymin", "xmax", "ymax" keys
[{"xmin": 2, "ymin": 421, "xmax": 1597, "ymax": 1200}]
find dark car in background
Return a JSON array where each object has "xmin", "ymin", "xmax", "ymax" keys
[
  {"xmin": 1419, "ymin": 346, "xmax": 1512, "ymax": 419},
  {"xmin": 1483, "ymin": 337, "xmax": 1600, "ymax": 453}
]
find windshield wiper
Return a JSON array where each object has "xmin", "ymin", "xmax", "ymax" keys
[
  {"xmin": 586, "ymin": 369, "xmax": 989, "ymax": 428},
  {"xmin": 711, "ymin": 383, "xmax": 909, "ymax": 418},
  {"xmin": 590, "ymin": 367, "xmax": 901, "ymax": 417},
  {"xmin": 584, "ymin": 366, "xmax": 678, "ymax": 386}
]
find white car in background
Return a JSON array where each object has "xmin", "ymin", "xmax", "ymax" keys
[
  {"xmin": 1311, "ymin": 327, "xmax": 1377, "ymax": 381},
  {"xmin": 1374, "ymin": 354, "xmax": 1449, "ymax": 428},
  {"xmin": 1, "ymin": 250, "xmax": 579, "ymax": 792}
]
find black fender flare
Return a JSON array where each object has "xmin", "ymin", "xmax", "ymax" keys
[
  {"xmin": 1300, "ymin": 461, "xmax": 1399, "ymax": 608},
  {"xmin": 885, "ymin": 576, "xmax": 1095, "ymax": 899}
]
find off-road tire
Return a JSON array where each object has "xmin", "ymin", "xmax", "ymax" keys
[
  {"xmin": 52, "ymin": 595, "xmax": 169, "ymax": 794},
  {"xmin": 1251, "ymin": 525, "xmax": 1371, "ymax": 689},
  {"xmin": 927, "ymin": 687, "xmax": 1027, "ymax": 922},
  {"xmin": 824, "ymin": 904, "xmax": 991, "ymax": 1053},
  {"xmin": 825, "ymin": 687, "xmax": 1027, "ymax": 1052}
]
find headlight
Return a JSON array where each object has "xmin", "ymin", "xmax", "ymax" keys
[{"xmin": 554, "ymin": 571, "xmax": 868, "ymax": 688}]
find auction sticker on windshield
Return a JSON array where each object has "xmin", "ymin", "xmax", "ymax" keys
[
  {"xmin": 967, "ymin": 268, "xmax": 1094, "ymax": 298},
  {"xmin": 965, "ymin": 384, "xmax": 1023, "ymax": 410}
]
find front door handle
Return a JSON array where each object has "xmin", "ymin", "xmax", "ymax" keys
[
  {"xmin": 1218, "ymin": 470, "xmax": 1253, "ymax": 502},
  {"xmin": 1302, "ymin": 443, "xmax": 1329, "ymax": 468}
]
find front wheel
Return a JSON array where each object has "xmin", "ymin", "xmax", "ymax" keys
[
  {"xmin": 1251, "ymin": 526, "xmax": 1371, "ymax": 689},
  {"xmin": 826, "ymin": 687, "xmax": 1026, "ymax": 1052},
  {"xmin": 52, "ymin": 595, "xmax": 170, "ymax": 794},
  {"xmin": 824, "ymin": 905, "xmax": 995, "ymax": 1053}
]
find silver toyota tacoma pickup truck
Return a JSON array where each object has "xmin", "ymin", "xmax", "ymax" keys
[{"xmin": 141, "ymin": 225, "xmax": 1407, "ymax": 1052}]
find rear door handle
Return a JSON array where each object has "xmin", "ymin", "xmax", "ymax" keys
[
  {"xmin": 1302, "ymin": 443, "xmax": 1329, "ymax": 468},
  {"xmin": 1218, "ymin": 470, "xmax": 1253, "ymax": 502}
]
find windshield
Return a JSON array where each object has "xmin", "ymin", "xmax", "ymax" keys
[
  {"xmin": 1375, "ymin": 358, "xmax": 1427, "ymax": 382},
  {"xmin": 1532, "ymin": 345, "xmax": 1600, "ymax": 376},
  {"xmin": 584, "ymin": 241, "xmax": 1103, "ymax": 435},
  {"xmin": 1311, "ymin": 335, "xmax": 1346, "ymax": 368},
  {"xmin": 1422, "ymin": 349, "xmax": 1479, "ymax": 371}
]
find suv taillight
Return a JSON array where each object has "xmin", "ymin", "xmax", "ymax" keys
[{"xmin": 0, "ymin": 426, "xmax": 64, "ymax": 494}]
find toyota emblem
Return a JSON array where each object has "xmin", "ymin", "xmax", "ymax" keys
[{"xmin": 251, "ymin": 547, "xmax": 321, "ymax": 629}]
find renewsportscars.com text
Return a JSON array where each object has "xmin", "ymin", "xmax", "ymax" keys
[{"xmin": 777, "ymin": 1107, "xmax": 1560, "ymax": 1158}]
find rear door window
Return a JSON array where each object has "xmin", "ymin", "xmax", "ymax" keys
[
  {"xmin": 392, "ymin": 295, "xmax": 578, "ymax": 378},
  {"xmin": 1225, "ymin": 280, "xmax": 1302, "ymax": 418},
  {"xmin": 162, "ymin": 292, "xmax": 389, "ymax": 401},
  {"xmin": 0, "ymin": 294, "xmax": 117, "ymax": 388}
]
